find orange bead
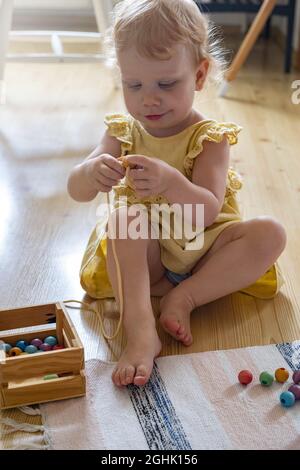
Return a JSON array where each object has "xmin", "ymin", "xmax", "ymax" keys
[
  {"xmin": 275, "ymin": 367, "xmax": 289, "ymax": 383},
  {"xmin": 9, "ymin": 347, "xmax": 22, "ymax": 357}
]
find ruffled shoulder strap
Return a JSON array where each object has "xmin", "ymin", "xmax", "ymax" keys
[
  {"xmin": 104, "ymin": 113, "xmax": 134, "ymax": 155},
  {"xmin": 183, "ymin": 120, "xmax": 242, "ymax": 178}
]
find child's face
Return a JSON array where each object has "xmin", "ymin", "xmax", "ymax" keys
[{"xmin": 118, "ymin": 44, "xmax": 208, "ymax": 135}]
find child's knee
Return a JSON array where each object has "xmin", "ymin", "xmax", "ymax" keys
[{"xmin": 250, "ymin": 216, "xmax": 287, "ymax": 257}]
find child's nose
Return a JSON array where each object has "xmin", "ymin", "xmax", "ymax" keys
[{"xmin": 143, "ymin": 93, "xmax": 160, "ymax": 107}]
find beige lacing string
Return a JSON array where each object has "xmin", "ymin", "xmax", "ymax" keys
[{"xmin": 64, "ymin": 157, "xmax": 133, "ymax": 341}]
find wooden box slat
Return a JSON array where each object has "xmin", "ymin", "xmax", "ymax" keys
[
  {"xmin": 0, "ymin": 303, "xmax": 56, "ymax": 330},
  {"xmin": 0, "ymin": 347, "xmax": 84, "ymax": 382},
  {"xmin": 1, "ymin": 371, "xmax": 86, "ymax": 409},
  {"xmin": 0, "ymin": 302, "xmax": 85, "ymax": 410},
  {"xmin": 0, "ymin": 328, "xmax": 57, "ymax": 347}
]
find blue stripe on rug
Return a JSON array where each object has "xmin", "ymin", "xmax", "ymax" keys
[
  {"xmin": 128, "ymin": 362, "xmax": 192, "ymax": 450},
  {"xmin": 276, "ymin": 341, "xmax": 300, "ymax": 371}
]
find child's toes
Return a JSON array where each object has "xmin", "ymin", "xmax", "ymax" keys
[
  {"xmin": 177, "ymin": 328, "xmax": 187, "ymax": 340},
  {"xmin": 112, "ymin": 368, "xmax": 122, "ymax": 387},
  {"xmin": 177, "ymin": 324, "xmax": 185, "ymax": 335},
  {"xmin": 134, "ymin": 365, "xmax": 149, "ymax": 386},
  {"xmin": 182, "ymin": 333, "xmax": 193, "ymax": 346},
  {"xmin": 119, "ymin": 368, "xmax": 128, "ymax": 386},
  {"xmin": 125, "ymin": 366, "xmax": 135, "ymax": 385}
]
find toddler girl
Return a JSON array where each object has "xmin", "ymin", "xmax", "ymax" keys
[{"xmin": 67, "ymin": 0, "xmax": 286, "ymax": 388}]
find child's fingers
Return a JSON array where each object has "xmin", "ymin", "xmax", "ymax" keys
[
  {"xmin": 96, "ymin": 173, "xmax": 118, "ymax": 187},
  {"xmin": 101, "ymin": 165, "xmax": 124, "ymax": 181},
  {"xmin": 133, "ymin": 179, "xmax": 150, "ymax": 190},
  {"xmin": 94, "ymin": 178, "xmax": 113, "ymax": 193},
  {"xmin": 129, "ymin": 168, "xmax": 147, "ymax": 180},
  {"xmin": 101, "ymin": 154, "xmax": 126, "ymax": 176},
  {"xmin": 117, "ymin": 156, "xmax": 139, "ymax": 170},
  {"xmin": 125, "ymin": 154, "xmax": 150, "ymax": 169}
]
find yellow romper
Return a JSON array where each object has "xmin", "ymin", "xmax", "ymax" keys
[{"xmin": 80, "ymin": 113, "xmax": 284, "ymax": 300}]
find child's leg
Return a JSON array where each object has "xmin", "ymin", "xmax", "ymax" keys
[
  {"xmin": 106, "ymin": 206, "xmax": 165, "ymax": 387},
  {"xmin": 159, "ymin": 216, "xmax": 287, "ymax": 345}
]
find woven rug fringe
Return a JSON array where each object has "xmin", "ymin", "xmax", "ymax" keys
[
  {"xmin": 18, "ymin": 405, "xmax": 41, "ymax": 416},
  {"xmin": 1, "ymin": 417, "xmax": 44, "ymax": 434}
]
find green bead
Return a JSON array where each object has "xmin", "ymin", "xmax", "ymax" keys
[
  {"xmin": 259, "ymin": 371, "xmax": 274, "ymax": 386},
  {"xmin": 43, "ymin": 374, "xmax": 59, "ymax": 380}
]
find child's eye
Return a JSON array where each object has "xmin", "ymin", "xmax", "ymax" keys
[
  {"xmin": 128, "ymin": 84, "xmax": 141, "ymax": 90},
  {"xmin": 159, "ymin": 82, "xmax": 177, "ymax": 89}
]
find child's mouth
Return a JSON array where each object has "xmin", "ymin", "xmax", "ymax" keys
[{"xmin": 145, "ymin": 113, "xmax": 166, "ymax": 121}]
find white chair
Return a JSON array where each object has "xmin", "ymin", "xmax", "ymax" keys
[{"xmin": 0, "ymin": 0, "xmax": 115, "ymax": 102}]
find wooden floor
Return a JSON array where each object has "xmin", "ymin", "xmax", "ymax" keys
[{"xmin": 0, "ymin": 37, "xmax": 300, "ymax": 366}]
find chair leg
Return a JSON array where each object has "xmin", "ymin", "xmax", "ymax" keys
[
  {"xmin": 225, "ymin": 0, "xmax": 276, "ymax": 82},
  {"xmin": 284, "ymin": 0, "xmax": 296, "ymax": 74},
  {"xmin": 0, "ymin": 0, "xmax": 14, "ymax": 103}
]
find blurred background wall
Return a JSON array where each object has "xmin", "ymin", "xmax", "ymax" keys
[{"xmin": 8, "ymin": 0, "xmax": 300, "ymax": 52}]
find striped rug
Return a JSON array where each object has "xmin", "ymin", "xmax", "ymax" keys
[{"xmin": 40, "ymin": 341, "xmax": 300, "ymax": 450}]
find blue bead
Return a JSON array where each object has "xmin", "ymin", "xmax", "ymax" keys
[
  {"xmin": 4, "ymin": 343, "xmax": 12, "ymax": 353},
  {"xmin": 280, "ymin": 391, "xmax": 296, "ymax": 408},
  {"xmin": 16, "ymin": 340, "xmax": 29, "ymax": 351},
  {"xmin": 25, "ymin": 345, "xmax": 38, "ymax": 354},
  {"xmin": 44, "ymin": 336, "xmax": 57, "ymax": 347}
]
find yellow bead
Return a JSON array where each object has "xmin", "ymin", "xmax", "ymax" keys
[{"xmin": 275, "ymin": 367, "xmax": 289, "ymax": 383}]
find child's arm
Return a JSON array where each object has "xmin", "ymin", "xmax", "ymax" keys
[
  {"xmin": 164, "ymin": 138, "xmax": 230, "ymax": 227},
  {"xmin": 67, "ymin": 129, "xmax": 124, "ymax": 202},
  {"xmin": 125, "ymin": 138, "xmax": 229, "ymax": 228}
]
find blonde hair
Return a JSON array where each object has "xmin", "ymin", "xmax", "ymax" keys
[{"xmin": 104, "ymin": 0, "xmax": 227, "ymax": 84}]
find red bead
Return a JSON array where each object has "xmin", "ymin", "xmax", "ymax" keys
[
  {"xmin": 238, "ymin": 370, "xmax": 253, "ymax": 385},
  {"xmin": 39, "ymin": 343, "xmax": 52, "ymax": 351},
  {"xmin": 52, "ymin": 345, "xmax": 64, "ymax": 350}
]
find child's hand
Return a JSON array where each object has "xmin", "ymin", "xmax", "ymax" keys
[
  {"xmin": 84, "ymin": 154, "xmax": 126, "ymax": 193},
  {"xmin": 124, "ymin": 154, "xmax": 176, "ymax": 198}
]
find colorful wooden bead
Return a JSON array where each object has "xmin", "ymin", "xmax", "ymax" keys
[
  {"xmin": 44, "ymin": 336, "xmax": 57, "ymax": 347},
  {"xmin": 9, "ymin": 347, "xmax": 22, "ymax": 357},
  {"xmin": 259, "ymin": 371, "xmax": 274, "ymax": 386},
  {"xmin": 288, "ymin": 384, "xmax": 300, "ymax": 400},
  {"xmin": 39, "ymin": 343, "xmax": 52, "ymax": 351},
  {"xmin": 25, "ymin": 345, "xmax": 38, "ymax": 354},
  {"xmin": 280, "ymin": 391, "xmax": 295, "ymax": 408},
  {"xmin": 292, "ymin": 370, "xmax": 300, "ymax": 384},
  {"xmin": 275, "ymin": 367, "xmax": 289, "ymax": 383},
  {"xmin": 4, "ymin": 343, "xmax": 12, "ymax": 353},
  {"xmin": 43, "ymin": 374, "xmax": 59, "ymax": 380},
  {"xmin": 52, "ymin": 345, "xmax": 64, "ymax": 350},
  {"xmin": 238, "ymin": 370, "xmax": 253, "ymax": 385},
  {"xmin": 16, "ymin": 340, "xmax": 29, "ymax": 352},
  {"xmin": 31, "ymin": 338, "xmax": 43, "ymax": 348}
]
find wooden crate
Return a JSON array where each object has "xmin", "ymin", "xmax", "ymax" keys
[{"xmin": 0, "ymin": 302, "xmax": 85, "ymax": 410}]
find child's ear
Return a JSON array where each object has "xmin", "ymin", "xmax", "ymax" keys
[{"xmin": 195, "ymin": 59, "xmax": 210, "ymax": 91}]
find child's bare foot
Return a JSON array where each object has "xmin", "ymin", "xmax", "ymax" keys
[
  {"xmin": 159, "ymin": 288, "xmax": 194, "ymax": 346},
  {"xmin": 112, "ymin": 324, "xmax": 161, "ymax": 387}
]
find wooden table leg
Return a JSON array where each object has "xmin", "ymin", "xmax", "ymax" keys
[{"xmin": 219, "ymin": 0, "xmax": 277, "ymax": 96}]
